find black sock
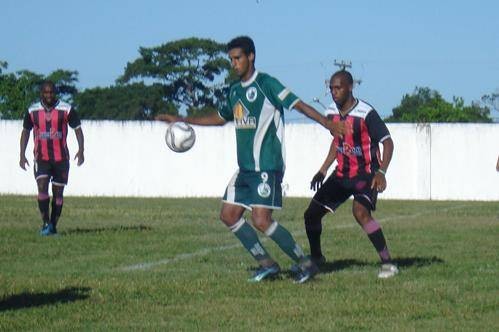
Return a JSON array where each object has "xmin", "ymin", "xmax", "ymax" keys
[
  {"xmin": 367, "ymin": 229, "xmax": 391, "ymax": 263},
  {"xmin": 50, "ymin": 197, "xmax": 63, "ymax": 228},
  {"xmin": 306, "ymin": 226, "xmax": 323, "ymax": 258},
  {"xmin": 304, "ymin": 201, "xmax": 328, "ymax": 258},
  {"xmin": 37, "ymin": 197, "xmax": 50, "ymax": 225}
]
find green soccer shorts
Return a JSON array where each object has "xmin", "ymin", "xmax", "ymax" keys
[{"xmin": 222, "ymin": 170, "xmax": 284, "ymax": 210}]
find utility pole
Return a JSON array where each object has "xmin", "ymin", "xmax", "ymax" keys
[
  {"xmin": 333, "ymin": 59, "xmax": 352, "ymax": 70},
  {"xmin": 333, "ymin": 59, "xmax": 362, "ymax": 86}
]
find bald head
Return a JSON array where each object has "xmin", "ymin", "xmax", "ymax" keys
[
  {"xmin": 329, "ymin": 70, "xmax": 354, "ymax": 109},
  {"xmin": 331, "ymin": 70, "xmax": 353, "ymax": 86}
]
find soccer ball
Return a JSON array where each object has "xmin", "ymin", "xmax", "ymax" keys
[{"xmin": 165, "ymin": 122, "xmax": 196, "ymax": 153}]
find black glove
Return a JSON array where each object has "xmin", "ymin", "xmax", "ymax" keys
[{"xmin": 310, "ymin": 171, "xmax": 325, "ymax": 191}]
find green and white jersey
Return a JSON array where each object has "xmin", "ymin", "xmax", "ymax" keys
[{"xmin": 218, "ymin": 71, "xmax": 300, "ymax": 172}]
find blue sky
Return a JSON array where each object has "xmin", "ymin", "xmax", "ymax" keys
[{"xmin": 2, "ymin": 0, "xmax": 498, "ymax": 120}]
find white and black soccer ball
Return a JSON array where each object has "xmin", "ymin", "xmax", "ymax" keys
[{"xmin": 165, "ymin": 122, "xmax": 196, "ymax": 153}]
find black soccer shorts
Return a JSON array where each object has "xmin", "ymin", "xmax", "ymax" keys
[
  {"xmin": 312, "ymin": 173, "xmax": 378, "ymax": 212},
  {"xmin": 33, "ymin": 160, "xmax": 70, "ymax": 186}
]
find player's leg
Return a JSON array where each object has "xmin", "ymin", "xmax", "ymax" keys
[
  {"xmin": 36, "ymin": 177, "xmax": 50, "ymax": 227},
  {"xmin": 50, "ymin": 184, "xmax": 64, "ymax": 234},
  {"xmin": 220, "ymin": 203, "xmax": 277, "ymax": 282},
  {"xmin": 304, "ymin": 176, "xmax": 350, "ymax": 264},
  {"xmin": 252, "ymin": 206, "xmax": 318, "ymax": 283},
  {"xmin": 49, "ymin": 160, "xmax": 69, "ymax": 234},
  {"xmin": 247, "ymin": 170, "xmax": 305, "ymax": 263},
  {"xmin": 352, "ymin": 190, "xmax": 398, "ymax": 278},
  {"xmin": 252, "ymin": 207, "xmax": 306, "ymax": 263},
  {"xmin": 304, "ymin": 200, "xmax": 328, "ymax": 263},
  {"xmin": 34, "ymin": 160, "xmax": 50, "ymax": 233}
]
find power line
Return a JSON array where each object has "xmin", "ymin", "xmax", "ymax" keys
[{"xmin": 333, "ymin": 59, "xmax": 362, "ymax": 86}]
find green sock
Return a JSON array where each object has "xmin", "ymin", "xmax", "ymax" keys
[
  {"xmin": 266, "ymin": 221, "xmax": 305, "ymax": 263},
  {"xmin": 230, "ymin": 218, "xmax": 270, "ymax": 262}
]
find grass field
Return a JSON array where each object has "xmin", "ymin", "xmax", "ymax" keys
[{"xmin": 0, "ymin": 195, "xmax": 498, "ymax": 331}]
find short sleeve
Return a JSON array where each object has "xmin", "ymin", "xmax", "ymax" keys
[
  {"xmin": 218, "ymin": 100, "xmax": 233, "ymax": 122},
  {"xmin": 68, "ymin": 109, "xmax": 82, "ymax": 129},
  {"xmin": 264, "ymin": 75, "xmax": 300, "ymax": 110},
  {"xmin": 365, "ymin": 110, "xmax": 390, "ymax": 143},
  {"xmin": 23, "ymin": 112, "xmax": 33, "ymax": 130}
]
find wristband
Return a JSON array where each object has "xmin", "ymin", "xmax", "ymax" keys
[{"xmin": 377, "ymin": 169, "xmax": 386, "ymax": 175}]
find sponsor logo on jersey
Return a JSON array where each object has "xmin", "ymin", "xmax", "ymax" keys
[
  {"xmin": 233, "ymin": 101, "xmax": 257, "ymax": 129},
  {"xmin": 336, "ymin": 143, "xmax": 363, "ymax": 156},
  {"xmin": 246, "ymin": 87, "xmax": 258, "ymax": 102},
  {"xmin": 38, "ymin": 130, "xmax": 63, "ymax": 140}
]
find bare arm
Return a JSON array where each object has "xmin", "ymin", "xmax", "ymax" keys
[
  {"xmin": 293, "ymin": 101, "xmax": 346, "ymax": 137},
  {"xmin": 371, "ymin": 137, "xmax": 394, "ymax": 192},
  {"xmin": 74, "ymin": 127, "xmax": 85, "ymax": 166},
  {"xmin": 19, "ymin": 129, "xmax": 30, "ymax": 170},
  {"xmin": 155, "ymin": 112, "xmax": 226, "ymax": 126},
  {"xmin": 318, "ymin": 140, "xmax": 337, "ymax": 175},
  {"xmin": 310, "ymin": 140, "xmax": 337, "ymax": 191}
]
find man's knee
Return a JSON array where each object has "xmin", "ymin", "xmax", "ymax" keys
[
  {"xmin": 220, "ymin": 205, "xmax": 245, "ymax": 226},
  {"xmin": 304, "ymin": 201, "xmax": 326, "ymax": 227},
  {"xmin": 352, "ymin": 202, "xmax": 370, "ymax": 223},
  {"xmin": 250, "ymin": 209, "xmax": 272, "ymax": 232}
]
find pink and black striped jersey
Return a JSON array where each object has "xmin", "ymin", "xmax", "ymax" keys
[
  {"xmin": 326, "ymin": 99, "xmax": 390, "ymax": 179},
  {"xmin": 23, "ymin": 100, "xmax": 81, "ymax": 162}
]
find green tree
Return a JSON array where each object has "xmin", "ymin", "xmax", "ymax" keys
[
  {"xmin": 0, "ymin": 62, "xmax": 78, "ymax": 119},
  {"xmin": 74, "ymin": 83, "xmax": 175, "ymax": 120},
  {"xmin": 386, "ymin": 87, "xmax": 491, "ymax": 123},
  {"xmin": 117, "ymin": 37, "xmax": 231, "ymax": 117},
  {"xmin": 481, "ymin": 91, "xmax": 499, "ymax": 115}
]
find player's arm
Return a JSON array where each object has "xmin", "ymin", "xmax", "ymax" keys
[
  {"xmin": 74, "ymin": 127, "xmax": 85, "ymax": 166},
  {"xmin": 319, "ymin": 140, "xmax": 337, "ymax": 175},
  {"xmin": 155, "ymin": 112, "xmax": 226, "ymax": 126},
  {"xmin": 19, "ymin": 111, "xmax": 33, "ymax": 170},
  {"xmin": 310, "ymin": 140, "xmax": 337, "ymax": 191},
  {"xmin": 19, "ymin": 129, "xmax": 31, "ymax": 170},
  {"xmin": 371, "ymin": 137, "xmax": 394, "ymax": 192},
  {"xmin": 68, "ymin": 109, "xmax": 85, "ymax": 166},
  {"xmin": 293, "ymin": 101, "xmax": 346, "ymax": 137}
]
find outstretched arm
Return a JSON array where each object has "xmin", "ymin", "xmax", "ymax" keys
[
  {"xmin": 371, "ymin": 137, "xmax": 394, "ymax": 192},
  {"xmin": 155, "ymin": 112, "xmax": 226, "ymax": 126},
  {"xmin": 19, "ymin": 129, "xmax": 30, "ymax": 170},
  {"xmin": 293, "ymin": 101, "xmax": 346, "ymax": 137},
  {"xmin": 74, "ymin": 127, "xmax": 85, "ymax": 166}
]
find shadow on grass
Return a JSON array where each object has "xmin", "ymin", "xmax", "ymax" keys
[
  {"xmin": 0, "ymin": 287, "xmax": 91, "ymax": 312},
  {"xmin": 62, "ymin": 224, "xmax": 152, "ymax": 235},
  {"xmin": 392, "ymin": 256, "xmax": 444, "ymax": 268},
  {"xmin": 316, "ymin": 256, "xmax": 444, "ymax": 274}
]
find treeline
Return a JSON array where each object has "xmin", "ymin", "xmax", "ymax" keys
[{"xmin": 0, "ymin": 38, "xmax": 496, "ymax": 122}]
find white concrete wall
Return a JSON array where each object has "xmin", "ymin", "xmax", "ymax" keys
[{"xmin": 1, "ymin": 120, "xmax": 498, "ymax": 200}]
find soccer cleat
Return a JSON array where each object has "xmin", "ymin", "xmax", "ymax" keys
[
  {"xmin": 40, "ymin": 223, "xmax": 57, "ymax": 236},
  {"xmin": 293, "ymin": 258, "xmax": 319, "ymax": 284},
  {"xmin": 248, "ymin": 263, "xmax": 281, "ymax": 282},
  {"xmin": 378, "ymin": 263, "xmax": 399, "ymax": 279}
]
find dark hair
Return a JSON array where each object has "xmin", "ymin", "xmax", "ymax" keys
[
  {"xmin": 332, "ymin": 70, "xmax": 354, "ymax": 85},
  {"xmin": 40, "ymin": 80, "xmax": 56, "ymax": 91},
  {"xmin": 227, "ymin": 36, "xmax": 256, "ymax": 57}
]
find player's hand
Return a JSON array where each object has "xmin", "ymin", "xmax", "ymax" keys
[
  {"xmin": 75, "ymin": 150, "xmax": 85, "ymax": 166},
  {"xmin": 371, "ymin": 171, "xmax": 387, "ymax": 192},
  {"xmin": 310, "ymin": 171, "xmax": 325, "ymax": 191},
  {"xmin": 326, "ymin": 118, "xmax": 348, "ymax": 138},
  {"xmin": 155, "ymin": 114, "xmax": 181, "ymax": 123},
  {"xmin": 19, "ymin": 156, "xmax": 29, "ymax": 170}
]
